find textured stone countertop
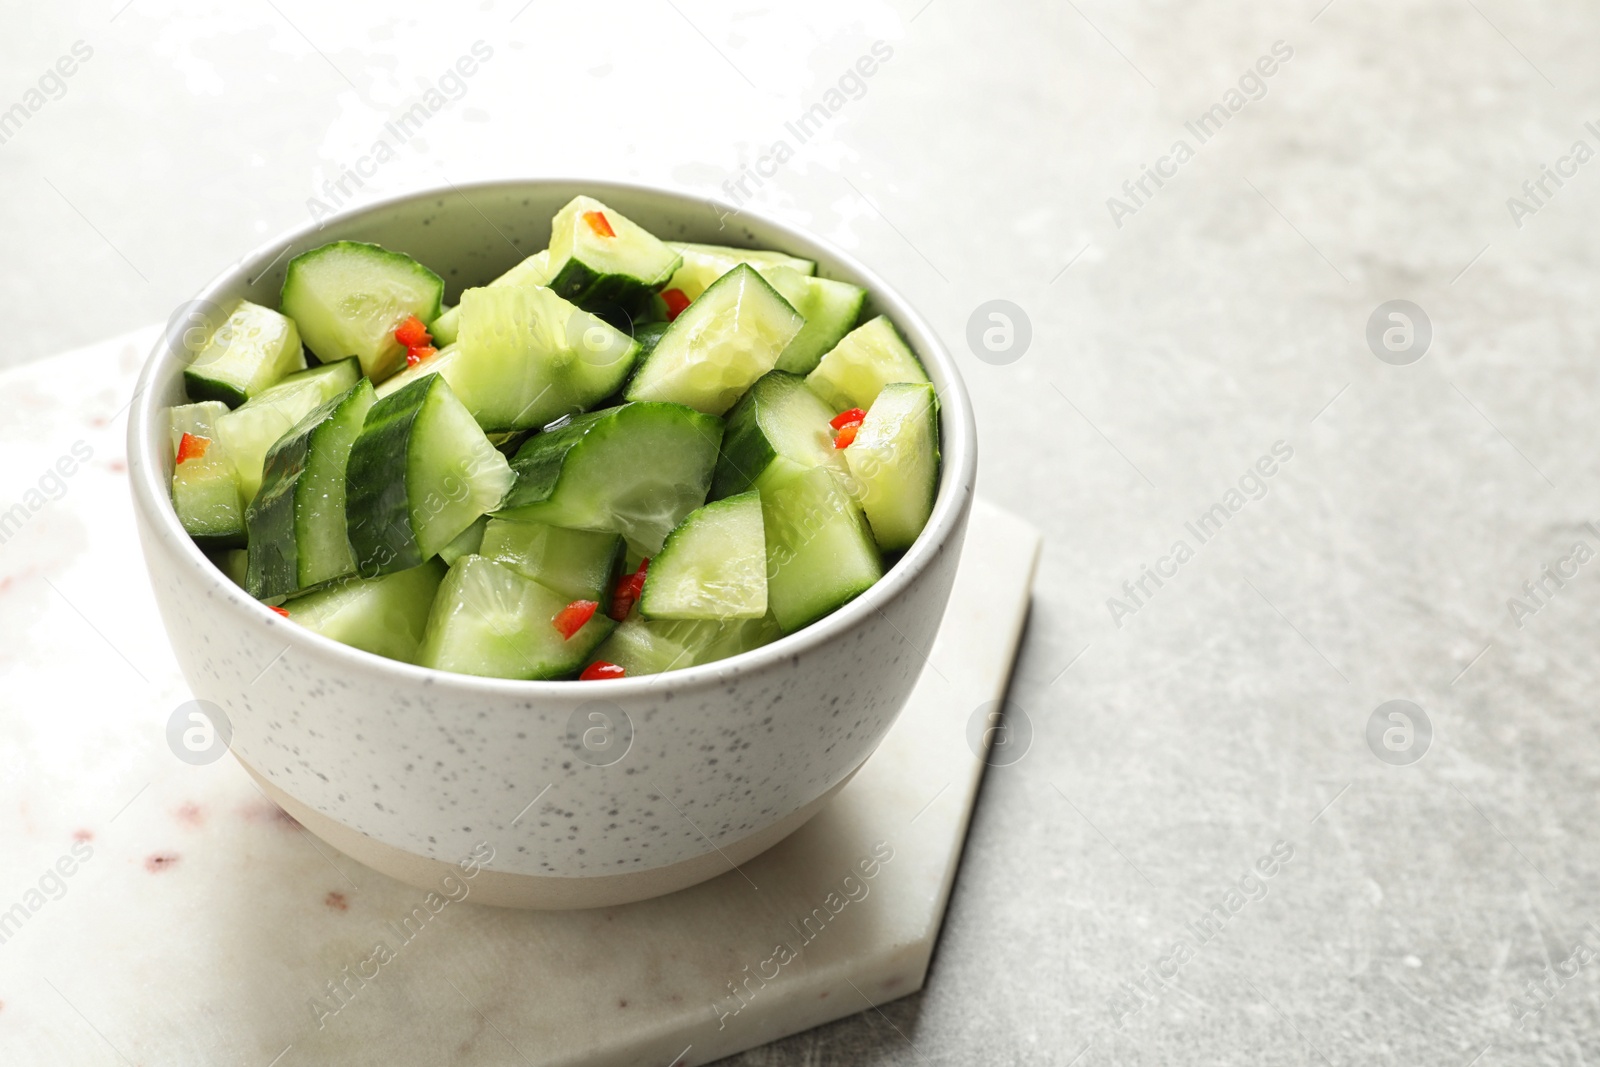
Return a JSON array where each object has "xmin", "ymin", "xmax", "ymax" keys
[{"xmin": 6, "ymin": 1, "xmax": 1600, "ymax": 1063}]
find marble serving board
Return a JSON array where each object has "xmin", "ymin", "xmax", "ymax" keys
[{"xmin": 0, "ymin": 326, "xmax": 1039, "ymax": 1067}]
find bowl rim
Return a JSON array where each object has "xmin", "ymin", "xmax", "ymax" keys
[{"xmin": 127, "ymin": 177, "xmax": 977, "ymax": 697}]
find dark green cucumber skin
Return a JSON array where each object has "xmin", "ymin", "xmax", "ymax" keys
[
  {"xmin": 181, "ymin": 371, "xmax": 250, "ymax": 409},
  {"xmin": 633, "ymin": 321, "xmax": 670, "ymax": 359},
  {"xmin": 345, "ymin": 375, "xmax": 438, "ymax": 577},
  {"xmin": 547, "ymin": 259, "xmax": 661, "ymax": 319},
  {"xmin": 245, "ymin": 425, "xmax": 313, "ymax": 599},
  {"xmin": 190, "ymin": 528, "xmax": 248, "ymax": 552},
  {"xmin": 710, "ymin": 371, "xmax": 797, "ymax": 499},
  {"xmin": 499, "ymin": 409, "xmax": 613, "ymax": 511},
  {"xmin": 245, "ymin": 382, "xmax": 368, "ymax": 599}
]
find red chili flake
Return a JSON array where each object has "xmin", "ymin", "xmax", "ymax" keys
[
  {"xmin": 580, "ymin": 661, "xmax": 626, "ymax": 681},
  {"xmin": 661, "ymin": 288, "xmax": 691, "ymax": 321},
  {"xmin": 583, "ymin": 210, "xmax": 616, "ymax": 238},
  {"xmin": 394, "ymin": 315, "xmax": 431, "ymax": 348},
  {"xmin": 269, "ymin": 605, "xmax": 290, "ymax": 617},
  {"xmin": 405, "ymin": 344, "xmax": 437, "ymax": 368},
  {"xmin": 829, "ymin": 407, "xmax": 867, "ymax": 429},
  {"xmin": 175, "ymin": 432, "xmax": 210, "ymax": 464},
  {"xmin": 553, "ymin": 599, "xmax": 599, "ymax": 639},
  {"xmin": 833, "ymin": 422, "xmax": 861, "ymax": 449},
  {"xmin": 608, "ymin": 558, "xmax": 649, "ymax": 621}
]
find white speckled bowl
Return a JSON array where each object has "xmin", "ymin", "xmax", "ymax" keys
[{"xmin": 127, "ymin": 180, "xmax": 975, "ymax": 909}]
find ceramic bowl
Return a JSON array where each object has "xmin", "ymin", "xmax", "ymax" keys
[{"xmin": 126, "ymin": 179, "xmax": 976, "ymax": 908}]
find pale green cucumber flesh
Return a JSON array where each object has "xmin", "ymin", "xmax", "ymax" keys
[
  {"xmin": 711, "ymin": 370, "xmax": 844, "ymax": 500},
  {"xmin": 762, "ymin": 467, "xmax": 882, "ymax": 632},
  {"xmin": 624, "ymin": 264, "xmax": 804, "ymax": 416},
  {"xmin": 280, "ymin": 240, "xmax": 444, "ymax": 380},
  {"xmin": 766, "ymin": 267, "xmax": 867, "ymax": 375},
  {"xmin": 842, "ymin": 381, "xmax": 940, "ymax": 551},
  {"xmin": 212, "ymin": 358, "xmax": 362, "ymax": 503},
  {"xmin": 169, "ymin": 400, "xmax": 246, "ymax": 547},
  {"xmin": 429, "ymin": 249, "xmax": 553, "ymax": 345},
  {"xmin": 416, "ymin": 555, "xmax": 616, "ymax": 679},
  {"xmin": 590, "ymin": 613, "xmax": 782, "ymax": 676},
  {"xmin": 496, "ymin": 402, "xmax": 723, "ymax": 557},
  {"xmin": 546, "ymin": 196, "xmax": 681, "ymax": 311},
  {"xmin": 182, "ymin": 299, "xmax": 306, "ymax": 407},
  {"xmin": 282, "ymin": 559, "xmax": 446, "ymax": 663},
  {"xmin": 804, "ymin": 315, "xmax": 928, "ymax": 411},
  {"xmin": 639, "ymin": 491, "xmax": 766, "ymax": 620},
  {"xmin": 479, "ymin": 518, "xmax": 623, "ymax": 605},
  {"xmin": 665, "ymin": 242, "xmax": 816, "ymax": 300}
]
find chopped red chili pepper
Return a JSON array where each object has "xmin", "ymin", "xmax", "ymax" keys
[
  {"xmin": 580, "ymin": 661, "xmax": 626, "ymax": 681},
  {"xmin": 829, "ymin": 407, "xmax": 867, "ymax": 429},
  {"xmin": 608, "ymin": 558, "xmax": 649, "ymax": 621},
  {"xmin": 175, "ymin": 432, "xmax": 210, "ymax": 464},
  {"xmin": 661, "ymin": 288, "xmax": 691, "ymax": 321},
  {"xmin": 833, "ymin": 421, "xmax": 861, "ymax": 449},
  {"xmin": 553, "ymin": 599, "xmax": 600, "ymax": 639},
  {"xmin": 583, "ymin": 210, "xmax": 616, "ymax": 238},
  {"xmin": 405, "ymin": 344, "xmax": 437, "ymax": 368},
  {"xmin": 269, "ymin": 605, "xmax": 290, "ymax": 617},
  {"xmin": 394, "ymin": 315, "xmax": 431, "ymax": 348}
]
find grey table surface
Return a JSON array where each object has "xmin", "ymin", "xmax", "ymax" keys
[{"xmin": 6, "ymin": 1, "xmax": 1600, "ymax": 1063}]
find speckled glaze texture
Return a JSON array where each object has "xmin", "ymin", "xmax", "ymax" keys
[{"xmin": 127, "ymin": 180, "xmax": 975, "ymax": 882}]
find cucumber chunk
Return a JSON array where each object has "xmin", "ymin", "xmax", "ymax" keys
[
  {"xmin": 496, "ymin": 402, "xmax": 723, "ymax": 557},
  {"xmin": 280, "ymin": 240, "xmax": 444, "ymax": 380},
  {"xmin": 763, "ymin": 467, "xmax": 882, "ymax": 632},
  {"xmin": 590, "ymin": 612, "xmax": 782, "ymax": 676},
  {"xmin": 282, "ymin": 560, "xmax": 446, "ymax": 663},
  {"xmin": 842, "ymin": 382, "xmax": 940, "ymax": 551},
  {"xmin": 625, "ymin": 265, "xmax": 804, "ymax": 416},
  {"xmin": 416, "ymin": 555, "xmax": 616, "ymax": 680},
  {"xmin": 438, "ymin": 516, "xmax": 487, "ymax": 566},
  {"xmin": 183, "ymin": 299, "xmax": 306, "ymax": 407},
  {"xmin": 450, "ymin": 284, "xmax": 639, "ymax": 431},
  {"xmin": 429, "ymin": 249, "xmax": 552, "ymax": 346},
  {"xmin": 804, "ymin": 315, "xmax": 929, "ymax": 412},
  {"xmin": 479, "ymin": 518, "xmax": 623, "ymax": 605},
  {"xmin": 766, "ymin": 267, "xmax": 867, "ymax": 375},
  {"xmin": 546, "ymin": 196, "xmax": 681, "ymax": 312},
  {"xmin": 169, "ymin": 401, "xmax": 246, "ymax": 548},
  {"xmin": 711, "ymin": 370, "xmax": 845, "ymax": 499},
  {"xmin": 640, "ymin": 491, "xmax": 766, "ymax": 620},
  {"xmin": 245, "ymin": 380, "xmax": 377, "ymax": 600},
  {"xmin": 345, "ymin": 375, "xmax": 515, "ymax": 576},
  {"xmin": 213, "ymin": 358, "xmax": 362, "ymax": 502},
  {"xmin": 665, "ymin": 242, "xmax": 816, "ymax": 300}
]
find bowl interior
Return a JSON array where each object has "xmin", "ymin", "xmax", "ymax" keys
[{"xmin": 128, "ymin": 179, "xmax": 977, "ymax": 690}]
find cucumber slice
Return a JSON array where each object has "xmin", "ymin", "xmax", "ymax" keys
[
  {"xmin": 449, "ymin": 284, "xmax": 639, "ymax": 431},
  {"xmin": 665, "ymin": 242, "xmax": 816, "ymax": 300},
  {"xmin": 804, "ymin": 315, "xmax": 929, "ymax": 412},
  {"xmin": 281, "ymin": 559, "xmax": 445, "ymax": 663},
  {"xmin": 766, "ymin": 267, "xmax": 867, "ymax": 375},
  {"xmin": 169, "ymin": 401, "xmax": 246, "ymax": 548},
  {"xmin": 711, "ymin": 370, "xmax": 845, "ymax": 500},
  {"xmin": 438, "ymin": 516, "xmax": 487, "ymax": 566},
  {"xmin": 590, "ymin": 612, "xmax": 782, "ymax": 676},
  {"xmin": 842, "ymin": 382, "xmax": 940, "ymax": 551},
  {"xmin": 624, "ymin": 265, "xmax": 804, "ymax": 416},
  {"xmin": 345, "ymin": 375, "xmax": 515, "ymax": 576},
  {"xmin": 244, "ymin": 380, "xmax": 377, "ymax": 600},
  {"xmin": 183, "ymin": 299, "xmax": 306, "ymax": 407},
  {"xmin": 763, "ymin": 467, "xmax": 882, "ymax": 632},
  {"xmin": 479, "ymin": 518, "xmax": 623, "ymax": 605},
  {"xmin": 212, "ymin": 358, "xmax": 361, "ymax": 502},
  {"xmin": 373, "ymin": 342, "xmax": 460, "ymax": 400},
  {"xmin": 416, "ymin": 555, "xmax": 616, "ymax": 680},
  {"xmin": 280, "ymin": 240, "xmax": 444, "ymax": 380},
  {"xmin": 496, "ymin": 402, "xmax": 723, "ymax": 557},
  {"xmin": 640, "ymin": 491, "xmax": 766, "ymax": 620},
  {"xmin": 430, "ymin": 249, "xmax": 552, "ymax": 346},
  {"xmin": 546, "ymin": 197, "xmax": 681, "ymax": 312}
]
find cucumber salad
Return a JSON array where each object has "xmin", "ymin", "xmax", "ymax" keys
[{"xmin": 166, "ymin": 195, "xmax": 940, "ymax": 681}]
